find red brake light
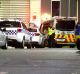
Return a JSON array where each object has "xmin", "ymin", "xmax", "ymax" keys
[
  {"xmin": 65, "ymin": 39, "xmax": 67, "ymax": 43},
  {"xmin": 17, "ymin": 28, "xmax": 22, "ymax": 32},
  {"xmin": 34, "ymin": 33, "xmax": 40, "ymax": 36}
]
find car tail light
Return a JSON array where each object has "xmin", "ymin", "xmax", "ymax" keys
[
  {"xmin": 34, "ymin": 33, "xmax": 40, "ymax": 36},
  {"xmin": 17, "ymin": 28, "xmax": 22, "ymax": 32},
  {"xmin": 64, "ymin": 39, "xmax": 67, "ymax": 43}
]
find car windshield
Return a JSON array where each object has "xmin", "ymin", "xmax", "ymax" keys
[
  {"xmin": 0, "ymin": 21, "xmax": 21, "ymax": 27},
  {"xmin": 56, "ymin": 20, "xmax": 75, "ymax": 31},
  {"xmin": 28, "ymin": 28, "xmax": 37, "ymax": 32}
]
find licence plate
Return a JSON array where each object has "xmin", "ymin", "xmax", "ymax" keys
[{"xmin": 56, "ymin": 38, "xmax": 65, "ymax": 41}]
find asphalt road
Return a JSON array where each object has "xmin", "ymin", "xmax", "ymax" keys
[{"xmin": 0, "ymin": 47, "xmax": 80, "ymax": 74}]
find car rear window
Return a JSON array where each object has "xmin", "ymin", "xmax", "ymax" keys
[
  {"xmin": 0, "ymin": 21, "xmax": 21, "ymax": 27},
  {"xmin": 28, "ymin": 28, "xmax": 37, "ymax": 32},
  {"xmin": 56, "ymin": 20, "xmax": 75, "ymax": 31}
]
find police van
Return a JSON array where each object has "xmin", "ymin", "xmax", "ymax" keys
[
  {"xmin": 40, "ymin": 16, "xmax": 77, "ymax": 48},
  {"xmin": 53, "ymin": 16, "xmax": 76, "ymax": 48}
]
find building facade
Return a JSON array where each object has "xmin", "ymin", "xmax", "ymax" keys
[
  {"xmin": 60, "ymin": 0, "xmax": 80, "ymax": 22},
  {"xmin": 0, "ymin": 0, "xmax": 30, "ymax": 24},
  {"xmin": 0, "ymin": 0, "xmax": 80, "ymax": 25}
]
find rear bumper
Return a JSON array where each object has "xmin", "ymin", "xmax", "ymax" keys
[
  {"xmin": 7, "ymin": 33, "xmax": 24, "ymax": 43},
  {"xmin": 7, "ymin": 36, "xmax": 22, "ymax": 43},
  {"xmin": 56, "ymin": 42, "xmax": 76, "ymax": 46},
  {"xmin": 55, "ymin": 38, "xmax": 76, "ymax": 45},
  {"xmin": 31, "ymin": 36, "xmax": 40, "ymax": 43}
]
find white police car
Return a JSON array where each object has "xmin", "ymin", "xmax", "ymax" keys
[
  {"xmin": 0, "ymin": 19, "xmax": 31, "ymax": 49},
  {"xmin": 28, "ymin": 23, "xmax": 45, "ymax": 48}
]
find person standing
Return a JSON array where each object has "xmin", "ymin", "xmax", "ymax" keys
[{"xmin": 48, "ymin": 24, "xmax": 55, "ymax": 48}]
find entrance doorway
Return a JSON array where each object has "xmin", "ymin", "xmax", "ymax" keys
[{"xmin": 52, "ymin": 1, "xmax": 60, "ymax": 16}]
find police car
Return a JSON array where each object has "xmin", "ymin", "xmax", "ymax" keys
[
  {"xmin": 28, "ymin": 23, "xmax": 45, "ymax": 48},
  {"xmin": 0, "ymin": 19, "xmax": 31, "ymax": 49}
]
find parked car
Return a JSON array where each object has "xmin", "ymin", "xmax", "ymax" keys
[
  {"xmin": 0, "ymin": 19, "xmax": 31, "ymax": 49},
  {"xmin": 28, "ymin": 23, "xmax": 45, "ymax": 48},
  {"xmin": 0, "ymin": 28, "xmax": 8, "ymax": 49}
]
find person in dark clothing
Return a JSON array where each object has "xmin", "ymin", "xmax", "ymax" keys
[{"xmin": 48, "ymin": 24, "xmax": 55, "ymax": 48}]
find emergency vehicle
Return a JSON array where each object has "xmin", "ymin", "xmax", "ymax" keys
[
  {"xmin": 54, "ymin": 16, "xmax": 77, "ymax": 48},
  {"xmin": 0, "ymin": 18, "xmax": 31, "ymax": 49},
  {"xmin": 40, "ymin": 16, "xmax": 77, "ymax": 48}
]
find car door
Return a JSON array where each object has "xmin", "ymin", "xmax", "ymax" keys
[{"xmin": 22, "ymin": 22, "xmax": 31, "ymax": 42}]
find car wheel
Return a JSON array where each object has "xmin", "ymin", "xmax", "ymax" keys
[
  {"xmin": 20, "ymin": 38, "xmax": 25, "ymax": 48},
  {"xmin": 55, "ymin": 44, "xmax": 62, "ymax": 48},
  {"xmin": 70, "ymin": 45, "xmax": 75, "ymax": 48},
  {"xmin": 40, "ymin": 41, "xmax": 45, "ymax": 48},
  {"xmin": 15, "ymin": 38, "xmax": 25, "ymax": 49},
  {"xmin": 44, "ymin": 39, "xmax": 48, "ymax": 47},
  {"xmin": 27, "ymin": 43, "xmax": 31, "ymax": 49},
  {"xmin": 26, "ymin": 42, "xmax": 31, "ymax": 49},
  {"xmin": 1, "ymin": 39, "xmax": 8, "ymax": 49},
  {"xmin": 35, "ymin": 43, "xmax": 40, "ymax": 48},
  {"xmin": 31, "ymin": 44, "xmax": 35, "ymax": 48}
]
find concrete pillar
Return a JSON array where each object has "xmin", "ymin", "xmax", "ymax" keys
[
  {"xmin": 61, "ymin": 0, "xmax": 68, "ymax": 17},
  {"xmin": 70, "ymin": 0, "xmax": 77, "ymax": 17}
]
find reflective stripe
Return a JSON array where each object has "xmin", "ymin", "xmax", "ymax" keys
[
  {"xmin": 6, "ymin": 30, "xmax": 17, "ymax": 35},
  {"xmin": 55, "ymin": 34, "xmax": 58, "ymax": 38},
  {"xmin": 70, "ymin": 34, "xmax": 74, "ymax": 42},
  {"xmin": 72, "ymin": 34, "xmax": 75, "ymax": 42},
  {"xmin": 48, "ymin": 27, "xmax": 54, "ymax": 36},
  {"xmin": 55, "ymin": 34, "xmax": 75, "ymax": 43},
  {"xmin": 70, "ymin": 34, "xmax": 73, "ymax": 42},
  {"xmin": 68, "ymin": 34, "xmax": 71, "ymax": 42},
  {"xmin": 65, "ymin": 35, "xmax": 70, "ymax": 42},
  {"xmin": 59, "ymin": 34, "xmax": 62, "ymax": 38},
  {"xmin": 68, "ymin": 34, "xmax": 75, "ymax": 42},
  {"xmin": 61, "ymin": 34, "xmax": 64, "ymax": 38}
]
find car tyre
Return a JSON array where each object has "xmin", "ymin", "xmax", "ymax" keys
[
  {"xmin": 55, "ymin": 44, "xmax": 62, "ymax": 48},
  {"xmin": 40, "ymin": 41, "xmax": 45, "ymax": 48},
  {"xmin": 26, "ymin": 42, "xmax": 31, "ymax": 49},
  {"xmin": 35, "ymin": 43, "xmax": 40, "ymax": 48},
  {"xmin": 20, "ymin": 38, "xmax": 25, "ymax": 49},
  {"xmin": 70, "ymin": 45, "xmax": 75, "ymax": 48},
  {"xmin": 15, "ymin": 37, "xmax": 25, "ymax": 49},
  {"xmin": 1, "ymin": 39, "xmax": 8, "ymax": 49}
]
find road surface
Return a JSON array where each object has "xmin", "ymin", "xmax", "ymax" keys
[{"xmin": 0, "ymin": 47, "xmax": 80, "ymax": 74}]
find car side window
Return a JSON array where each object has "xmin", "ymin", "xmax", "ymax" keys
[
  {"xmin": 29, "ymin": 23, "xmax": 37, "ymax": 29},
  {"xmin": 22, "ymin": 22, "xmax": 27, "ymax": 30}
]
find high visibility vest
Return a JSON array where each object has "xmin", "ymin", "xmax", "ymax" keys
[{"xmin": 48, "ymin": 27, "xmax": 54, "ymax": 36}]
